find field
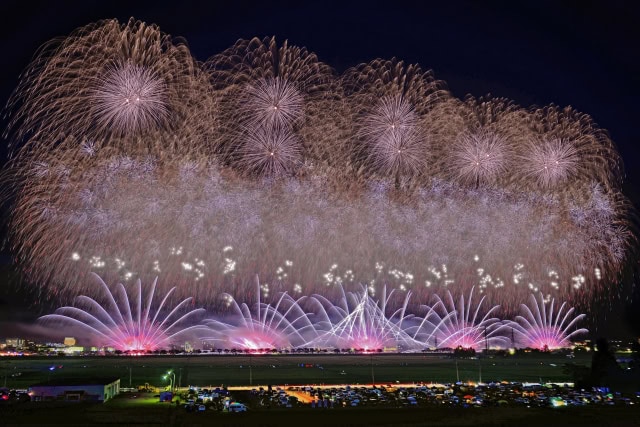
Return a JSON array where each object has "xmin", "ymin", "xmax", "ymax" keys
[
  {"xmin": 0, "ymin": 352, "xmax": 588, "ymax": 389},
  {"xmin": 3, "ymin": 353, "xmax": 640, "ymax": 427},
  {"xmin": 2, "ymin": 393, "xmax": 640, "ymax": 427}
]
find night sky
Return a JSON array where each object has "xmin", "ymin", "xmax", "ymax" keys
[{"xmin": 0, "ymin": 0, "xmax": 638, "ymax": 339}]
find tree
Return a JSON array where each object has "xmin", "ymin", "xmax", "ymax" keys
[{"xmin": 591, "ymin": 338, "xmax": 620, "ymax": 386}]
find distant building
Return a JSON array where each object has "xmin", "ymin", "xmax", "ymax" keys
[
  {"xmin": 29, "ymin": 378, "xmax": 120, "ymax": 403},
  {"xmin": 63, "ymin": 337, "xmax": 76, "ymax": 346},
  {"xmin": 5, "ymin": 338, "xmax": 24, "ymax": 349},
  {"xmin": 184, "ymin": 341, "xmax": 193, "ymax": 353},
  {"xmin": 63, "ymin": 346, "xmax": 85, "ymax": 355}
]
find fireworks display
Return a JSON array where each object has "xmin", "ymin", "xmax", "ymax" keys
[
  {"xmin": 2, "ymin": 18, "xmax": 632, "ymax": 323},
  {"xmin": 39, "ymin": 273, "xmax": 206, "ymax": 351},
  {"xmin": 190, "ymin": 282, "xmax": 588, "ymax": 352},
  {"xmin": 506, "ymin": 293, "xmax": 589, "ymax": 350}
]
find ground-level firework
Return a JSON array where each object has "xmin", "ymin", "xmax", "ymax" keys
[
  {"xmin": 39, "ymin": 274, "xmax": 206, "ymax": 351},
  {"xmin": 506, "ymin": 294, "xmax": 589, "ymax": 350},
  {"xmin": 2, "ymin": 18, "xmax": 631, "ymax": 313},
  {"xmin": 196, "ymin": 283, "xmax": 587, "ymax": 352}
]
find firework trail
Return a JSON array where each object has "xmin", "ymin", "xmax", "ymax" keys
[
  {"xmin": 39, "ymin": 273, "xmax": 206, "ymax": 351},
  {"xmin": 2, "ymin": 18, "xmax": 631, "ymax": 313}
]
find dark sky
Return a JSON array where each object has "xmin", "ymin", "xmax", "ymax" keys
[{"xmin": 0, "ymin": 0, "xmax": 639, "ymax": 338}]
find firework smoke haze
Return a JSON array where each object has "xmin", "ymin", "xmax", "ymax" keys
[{"xmin": 2, "ymin": 18, "xmax": 632, "ymax": 311}]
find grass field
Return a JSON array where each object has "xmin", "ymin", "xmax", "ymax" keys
[{"xmin": 0, "ymin": 352, "xmax": 589, "ymax": 389}]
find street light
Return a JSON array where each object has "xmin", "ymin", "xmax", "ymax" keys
[{"xmin": 163, "ymin": 370, "xmax": 176, "ymax": 392}]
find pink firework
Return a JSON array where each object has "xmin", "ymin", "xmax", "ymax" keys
[
  {"xmin": 508, "ymin": 293, "xmax": 588, "ymax": 350},
  {"xmin": 93, "ymin": 63, "xmax": 169, "ymax": 135},
  {"xmin": 421, "ymin": 287, "xmax": 509, "ymax": 350},
  {"xmin": 202, "ymin": 281, "xmax": 320, "ymax": 350},
  {"xmin": 305, "ymin": 285, "xmax": 421, "ymax": 351},
  {"xmin": 39, "ymin": 273, "xmax": 205, "ymax": 351}
]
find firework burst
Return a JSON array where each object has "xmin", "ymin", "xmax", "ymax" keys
[
  {"xmin": 449, "ymin": 131, "xmax": 510, "ymax": 187},
  {"xmin": 202, "ymin": 280, "xmax": 320, "ymax": 350},
  {"xmin": 415, "ymin": 287, "xmax": 509, "ymax": 350},
  {"xmin": 305, "ymin": 285, "xmax": 421, "ymax": 351},
  {"xmin": 4, "ymin": 18, "xmax": 215, "ymax": 150},
  {"xmin": 507, "ymin": 293, "xmax": 588, "ymax": 350},
  {"xmin": 240, "ymin": 77, "xmax": 305, "ymax": 130},
  {"xmin": 39, "ymin": 273, "xmax": 205, "ymax": 351},
  {"xmin": 238, "ymin": 125, "xmax": 302, "ymax": 177},
  {"xmin": 1, "ymin": 18, "xmax": 631, "ymax": 310},
  {"xmin": 359, "ymin": 95, "xmax": 427, "ymax": 178},
  {"xmin": 92, "ymin": 63, "xmax": 169, "ymax": 135}
]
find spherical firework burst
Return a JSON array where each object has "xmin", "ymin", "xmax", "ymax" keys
[
  {"xmin": 207, "ymin": 36, "xmax": 335, "ymax": 175},
  {"xmin": 39, "ymin": 273, "xmax": 205, "ymax": 351},
  {"xmin": 4, "ymin": 18, "xmax": 215, "ymax": 152},
  {"xmin": 360, "ymin": 95, "xmax": 427, "ymax": 178},
  {"xmin": 519, "ymin": 139, "xmax": 578, "ymax": 188},
  {"xmin": 341, "ymin": 58, "xmax": 446, "ymax": 184},
  {"xmin": 238, "ymin": 125, "xmax": 302, "ymax": 177},
  {"xmin": 523, "ymin": 105, "xmax": 622, "ymax": 194},
  {"xmin": 92, "ymin": 63, "xmax": 169, "ymax": 135},
  {"xmin": 240, "ymin": 77, "xmax": 305, "ymax": 130},
  {"xmin": 449, "ymin": 131, "xmax": 510, "ymax": 187}
]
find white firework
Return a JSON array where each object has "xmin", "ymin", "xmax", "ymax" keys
[
  {"xmin": 451, "ymin": 131, "xmax": 509, "ymax": 186},
  {"xmin": 522, "ymin": 139, "xmax": 579, "ymax": 188},
  {"xmin": 92, "ymin": 63, "xmax": 169, "ymax": 135},
  {"xmin": 39, "ymin": 273, "xmax": 205, "ymax": 351},
  {"xmin": 239, "ymin": 125, "xmax": 302, "ymax": 177},
  {"xmin": 506, "ymin": 293, "xmax": 588, "ymax": 349},
  {"xmin": 241, "ymin": 77, "xmax": 304, "ymax": 130},
  {"xmin": 360, "ymin": 95, "xmax": 427, "ymax": 176}
]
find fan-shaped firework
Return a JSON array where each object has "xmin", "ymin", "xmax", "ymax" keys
[
  {"xmin": 39, "ymin": 273, "xmax": 205, "ymax": 351},
  {"xmin": 2, "ymin": 18, "xmax": 631, "ymax": 310},
  {"xmin": 202, "ymin": 281, "xmax": 320, "ymax": 350},
  {"xmin": 416, "ymin": 287, "xmax": 509, "ymax": 350},
  {"xmin": 305, "ymin": 285, "xmax": 422, "ymax": 351},
  {"xmin": 506, "ymin": 293, "xmax": 588, "ymax": 350}
]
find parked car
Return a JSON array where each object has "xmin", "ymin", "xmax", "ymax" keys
[{"xmin": 229, "ymin": 402, "xmax": 248, "ymax": 412}]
